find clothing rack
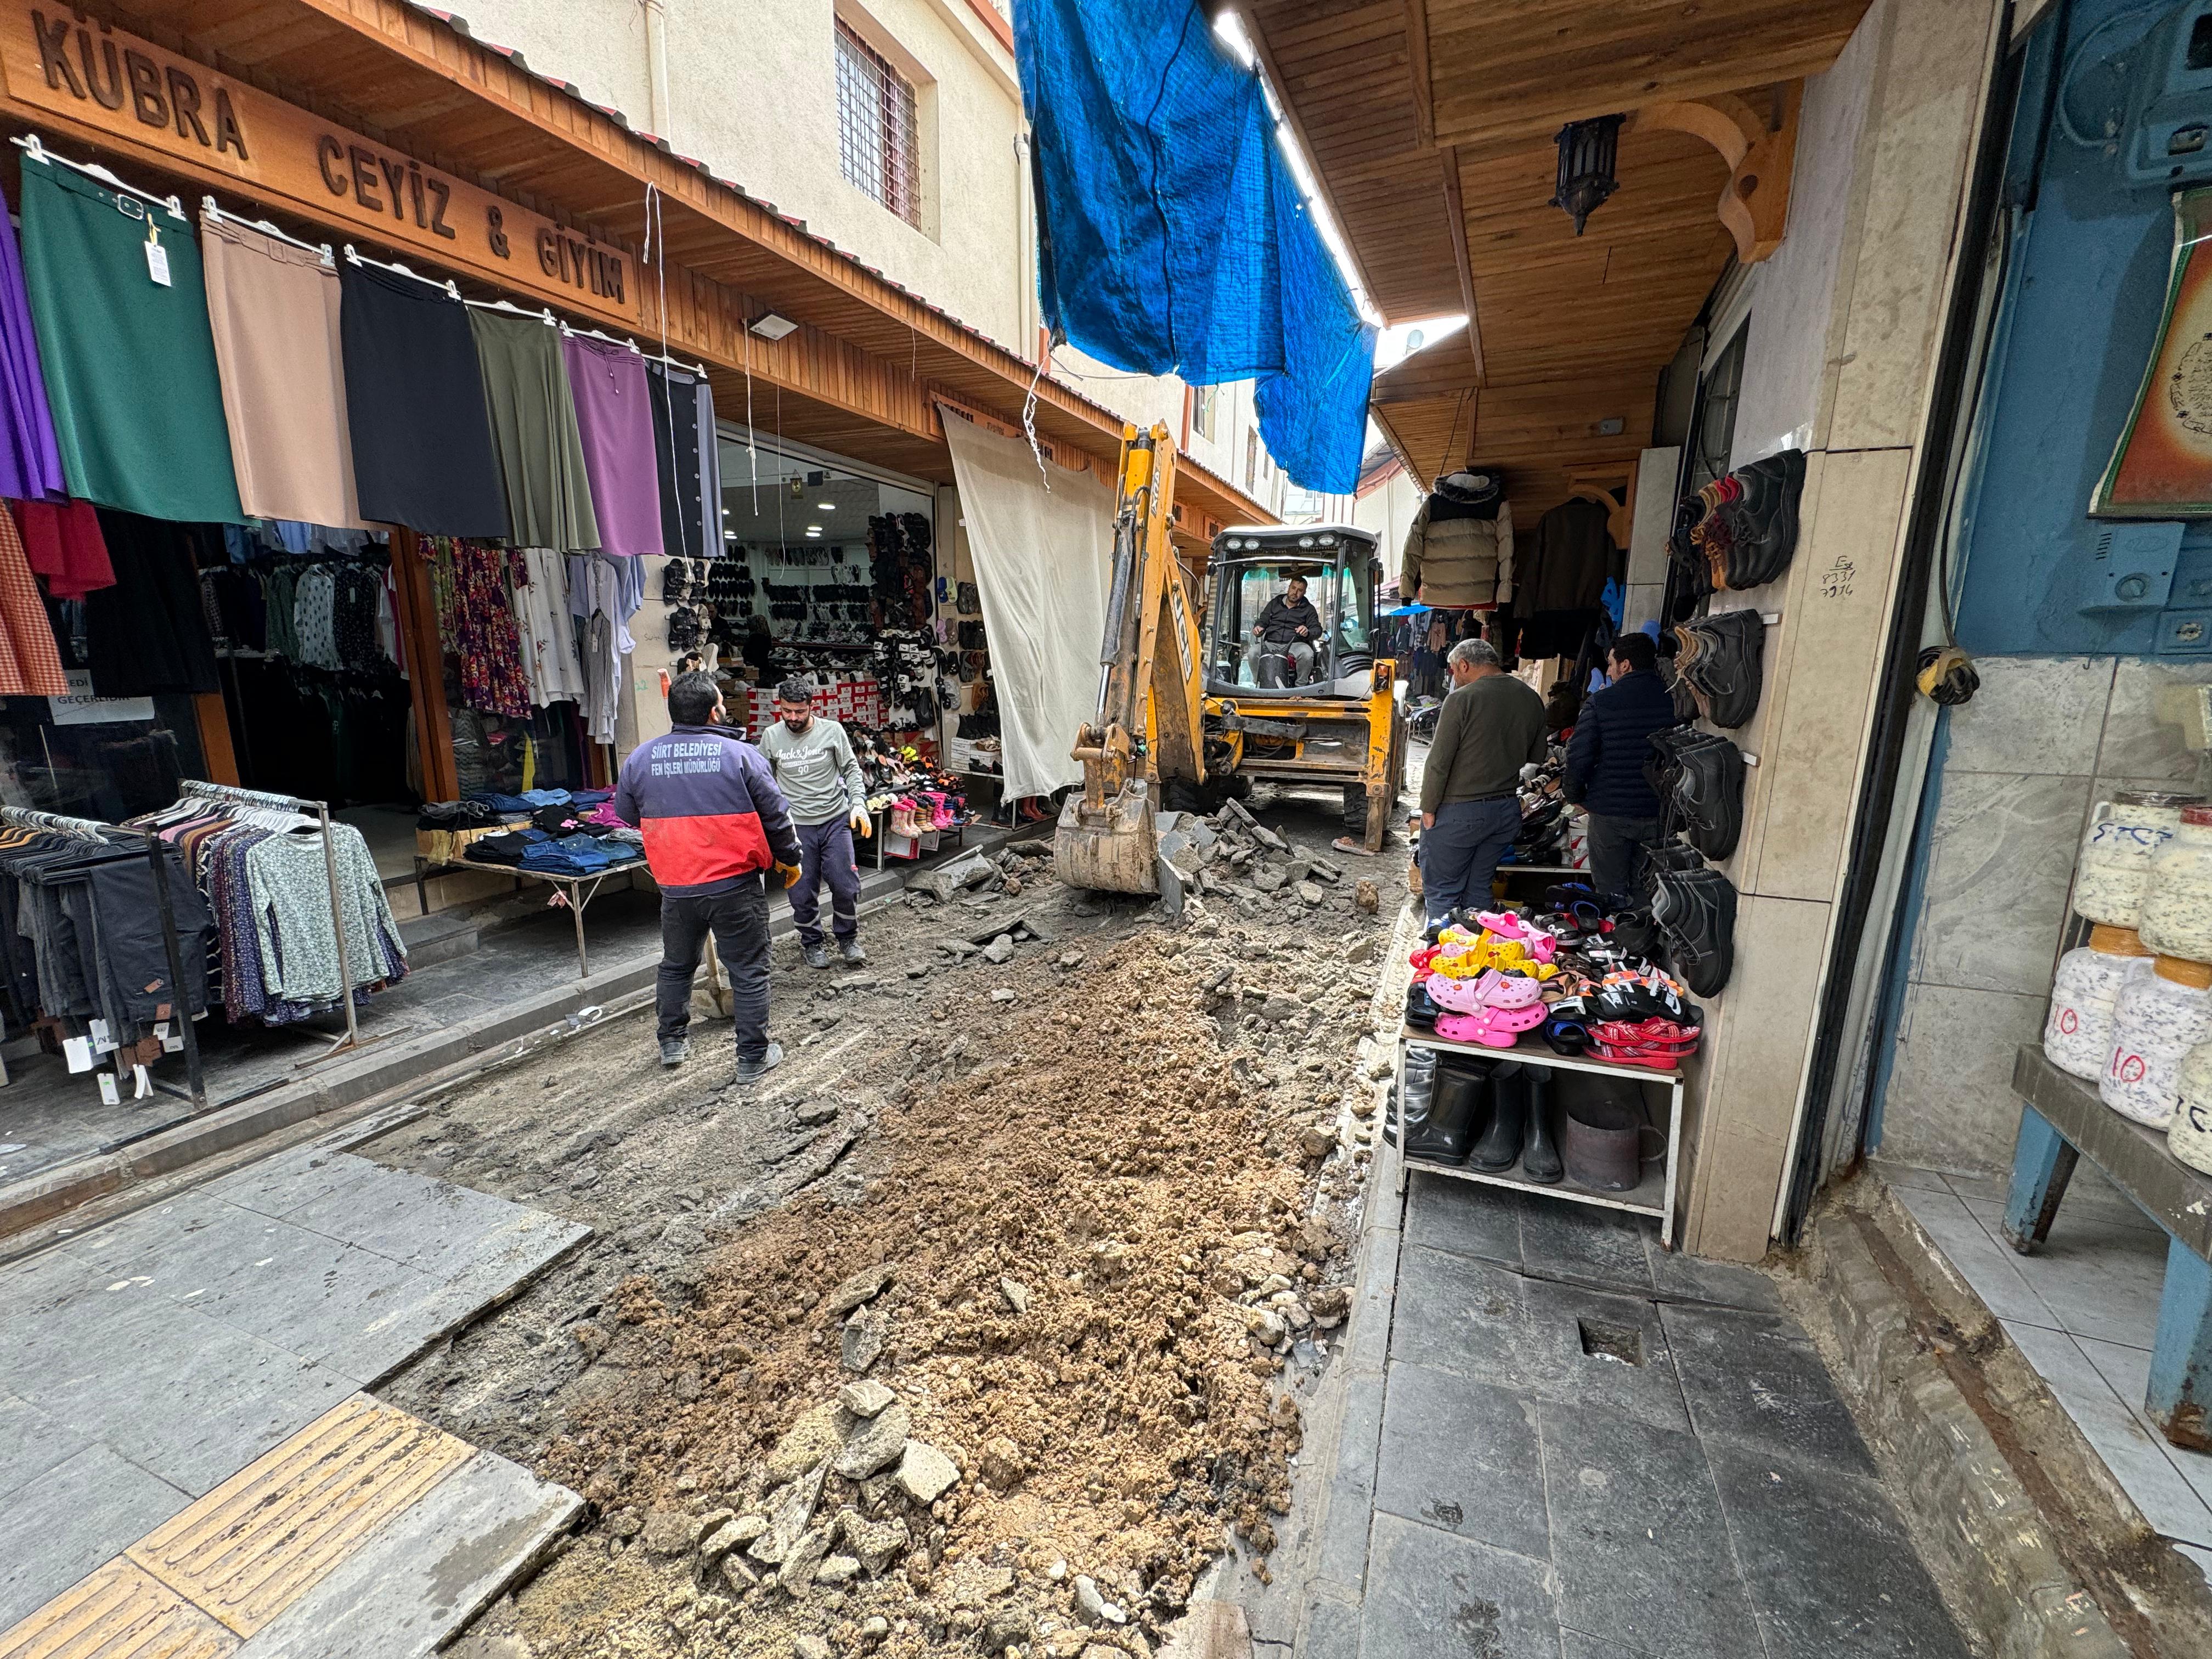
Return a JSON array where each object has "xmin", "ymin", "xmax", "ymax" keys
[
  {"xmin": 10, "ymin": 133, "xmax": 185, "ymax": 220},
  {"xmin": 342, "ymin": 242, "xmax": 461, "ymax": 301},
  {"xmin": 178, "ymin": 779, "xmax": 382, "ymax": 1068},
  {"xmin": 0, "ymin": 805, "xmax": 207, "ymax": 1111},
  {"xmin": 200, "ymin": 198, "xmax": 333, "ymax": 267}
]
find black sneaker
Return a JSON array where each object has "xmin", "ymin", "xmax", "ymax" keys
[
  {"xmin": 735, "ymin": 1041, "xmax": 786, "ymax": 1082},
  {"xmin": 803, "ymin": 942, "xmax": 832, "ymax": 969},
  {"xmin": 1733, "ymin": 449, "xmax": 1806, "ymax": 587},
  {"xmin": 1685, "ymin": 608, "xmax": 1765, "ymax": 730},
  {"xmin": 1650, "ymin": 866, "xmax": 1738, "ymax": 997},
  {"xmin": 839, "ymin": 939, "xmax": 867, "ymax": 967},
  {"xmin": 1671, "ymin": 733, "xmax": 1747, "ymax": 861},
  {"xmin": 658, "ymin": 1035, "xmax": 689, "ymax": 1069}
]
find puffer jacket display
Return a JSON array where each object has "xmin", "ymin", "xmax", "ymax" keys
[{"xmin": 1400, "ymin": 469, "xmax": 1514, "ymax": 610}]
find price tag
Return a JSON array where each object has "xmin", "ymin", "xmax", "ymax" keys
[
  {"xmin": 161, "ymin": 1028, "xmax": 183, "ymax": 1053},
  {"xmin": 98, "ymin": 1072, "xmax": 120, "ymax": 1105},
  {"xmin": 144, "ymin": 227, "xmax": 171, "ymax": 287},
  {"xmin": 88, "ymin": 1018, "xmax": 114, "ymax": 1052},
  {"xmin": 63, "ymin": 1035, "xmax": 92, "ymax": 1073},
  {"xmin": 132, "ymin": 1064, "xmax": 152, "ymax": 1099}
]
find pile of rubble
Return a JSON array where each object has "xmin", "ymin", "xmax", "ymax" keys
[
  {"xmin": 905, "ymin": 839, "xmax": 1054, "ymax": 905},
  {"xmin": 1156, "ymin": 799, "xmax": 1379, "ymax": 921}
]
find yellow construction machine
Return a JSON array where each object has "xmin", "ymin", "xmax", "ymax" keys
[{"xmin": 1054, "ymin": 422, "xmax": 1407, "ymax": 895}]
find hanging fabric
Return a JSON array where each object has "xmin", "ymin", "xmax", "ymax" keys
[
  {"xmin": 84, "ymin": 512, "xmax": 222, "ymax": 696},
  {"xmin": 469, "ymin": 309, "xmax": 600, "ymax": 552},
  {"xmin": 562, "ymin": 333, "xmax": 663, "ymax": 557},
  {"xmin": 10, "ymin": 499, "xmax": 112, "ymax": 598},
  {"xmin": 646, "ymin": 359, "xmax": 704, "ymax": 561},
  {"xmin": 0, "ymin": 189, "xmax": 64, "ymax": 503},
  {"xmin": 337, "ymin": 262, "xmax": 510, "ymax": 538},
  {"xmin": 0, "ymin": 506, "xmax": 67, "ymax": 694},
  {"xmin": 200, "ymin": 212, "xmax": 370, "ymax": 529},
  {"xmin": 16, "ymin": 158, "xmax": 244, "ymax": 522},
  {"xmin": 694, "ymin": 376, "xmax": 723, "ymax": 555}
]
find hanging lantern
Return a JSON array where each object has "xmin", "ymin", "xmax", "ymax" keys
[{"xmin": 1550, "ymin": 115, "xmax": 1625, "ymax": 235}]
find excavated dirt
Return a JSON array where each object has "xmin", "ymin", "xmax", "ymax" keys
[{"xmin": 370, "ymin": 795, "xmax": 1409, "ymax": 1659}]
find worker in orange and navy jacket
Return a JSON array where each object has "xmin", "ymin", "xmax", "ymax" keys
[{"xmin": 613, "ymin": 670, "xmax": 802, "ymax": 1082}]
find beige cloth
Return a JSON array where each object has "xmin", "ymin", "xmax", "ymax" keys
[{"xmin": 200, "ymin": 212, "xmax": 370, "ymax": 527}]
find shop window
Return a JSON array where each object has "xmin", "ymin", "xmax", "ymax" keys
[
  {"xmin": 836, "ymin": 19, "xmax": 922, "ymax": 228},
  {"xmin": 1193, "ymin": 383, "xmax": 1218, "ymax": 441},
  {"xmin": 1684, "ymin": 323, "xmax": 1748, "ymax": 494}
]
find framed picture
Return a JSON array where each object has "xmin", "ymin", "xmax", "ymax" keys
[{"xmin": 2097, "ymin": 186, "xmax": 2212, "ymax": 518}]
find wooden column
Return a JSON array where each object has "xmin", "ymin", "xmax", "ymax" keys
[{"xmin": 190, "ymin": 692, "xmax": 239, "ymax": 786}]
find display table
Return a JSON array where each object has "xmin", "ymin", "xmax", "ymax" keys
[
  {"xmin": 2004, "ymin": 1046, "xmax": 2212, "ymax": 1449},
  {"xmin": 1394, "ymin": 1023, "xmax": 1685, "ymax": 1249},
  {"xmin": 411, "ymin": 855, "xmax": 650, "ymax": 979}
]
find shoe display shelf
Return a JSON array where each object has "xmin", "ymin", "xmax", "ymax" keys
[{"xmin": 1392, "ymin": 1022, "xmax": 1685, "ymax": 1249}]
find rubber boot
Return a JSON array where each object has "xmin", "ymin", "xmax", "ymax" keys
[
  {"xmin": 1521, "ymin": 1067, "xmax": 1563, "ymax": 1184},
  {"xmin": 1406, "ymin": 1064, "xmax": 1487, "ymax": 1164},
  {"xmin": 1467, "ymin": 1062, "xmax": 1526, "ymax": 1172},
  {"xmin": 1386, "ymin": 1047, "xmax": 1437, "ymax": 1148}
]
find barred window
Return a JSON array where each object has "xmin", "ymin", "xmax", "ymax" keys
[{"xmin": 836, "ymin": 19, "xmax": 921, "ymax": 227}]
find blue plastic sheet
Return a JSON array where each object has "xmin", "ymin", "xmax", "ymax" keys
[{"xmin": 1015, "ymin": 0, "xmax": 1376, "ymax": 494}]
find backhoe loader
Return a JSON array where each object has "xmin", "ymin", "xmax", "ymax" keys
[{"xmin": 1054, "ymin": 423, "xmax": 1407, "ymax": 895}]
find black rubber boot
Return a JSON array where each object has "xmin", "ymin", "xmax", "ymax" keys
[
  {"xmin": 1467, "ymin": 1062, "xmax": 1526, "ymax": 1172},
  {"xmin": 1521, "ymin": 1068, "xmax": 1563, "ymax": 1184},
  {"xmin": 1385, "ymin": 1048, "xmax": 1435, "ymax": 1148},
  {"xmin": 1406, "ymin": 1063, "xmax": 1488, "ymax": 1164}
]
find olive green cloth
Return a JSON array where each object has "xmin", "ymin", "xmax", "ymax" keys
[
  {"xmin": 468, "ymin": 309, "xmax": 601, "ymax": 552},
  {"xmin": 1419, "ymin": 672, "xmax": 1549, "ymax": 814},
  {"xmin": 18, "ymin": 160, "xmax": 242, "ymax": 523}
]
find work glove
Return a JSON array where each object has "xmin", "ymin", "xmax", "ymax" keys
[
  {"xmin": 848, "ymin": 808, "xmax": 873, "ymax": 838},
  {"xmin": 775, "ymin": 860, "xmax": 803, "ymax": 888}
]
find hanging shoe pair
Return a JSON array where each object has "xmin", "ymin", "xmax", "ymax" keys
[
  {"xmin": 1645, "ymin": 725, "xmax": 1747, "ymax": 861},
  {"xmin": 1670, "ymin": 608, "xmax": 1765, "ymax": 729}
]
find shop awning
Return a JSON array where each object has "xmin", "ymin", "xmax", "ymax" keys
[
  {"xmin": 1236, "ymin": 1, "xmax": 1871, "ymax": 520},
  {"xmin": 2, "ymin": 0, "xmax": 1269, "ymax": 537}
]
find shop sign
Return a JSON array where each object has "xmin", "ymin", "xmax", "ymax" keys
[
  {"xmin": 2100, "ymin": 186, "xmax": 2212, "ymax": 517},
  {"xmin": 0, "ymin": 5, "xmax": 640, "ymax": 328},
  {"xmin": 48, "ymin": 669, "xmax": 151, "ymax": 726}
]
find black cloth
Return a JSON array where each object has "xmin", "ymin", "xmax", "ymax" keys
[
  {"xmin": 741, "ymin": 631, "xmax": 777, "ymax": 674},
  {"xmin": 1563, "ymin": 669, "xmax": 1679, "ymax": 819},
  {"xmin": 1255, "ymin": 593, "xmax": 1322, "ymax": 646},
  {"xmin": 647, "ymin": 360, "xmax": 705, "ymax": 561},
  {"xmin": 1518, "ymin": 499, "xmax": 1614, "ymax": 614},
  {"xmin": 86, "ymin": 512, "xmax": 221, "ymax": 696},
  {"xmin": 656, "ymin": 879, "xmax": 771, "ymax": 1060},
  {"xmin": 338, "ymin": 263, "xmax": 511, "ymax": 538},
  {"xmin": 464, "ymin": 830, "xmax": 535, "ymax": 865}
]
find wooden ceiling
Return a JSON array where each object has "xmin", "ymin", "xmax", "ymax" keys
[
  {"xmin": 1242, "ymin": 0, "xmax": 1870, "ymax": 524},
  {"xmin": 63, "ymin": 0, "xmax": 1268, "ymax": 531}
]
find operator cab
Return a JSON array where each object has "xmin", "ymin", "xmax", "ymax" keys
[{"xmin": 1204, "ymin": 524, "xmax": 1381, "ymax": 699}]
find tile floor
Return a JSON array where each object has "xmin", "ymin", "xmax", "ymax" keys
[
  {"xmin": 0, "ymin": 1143, "xmax": 588, "ymax": 1629},
  {"xmin": 1310, "ymin": 1172, "xmax": 1970, "ymax": 1658},
  {"xmin": 1879, "ymin": 1159, "xmax": 2212, "ymax": 1577}
]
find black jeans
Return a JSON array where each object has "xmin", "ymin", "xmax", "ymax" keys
[
  {"xmin": 1585, "ymin": 812, "xmax": 1661, "ymax": 910},
  {"xmin": 656, "ymin": 877, "xmax": 771, "ymax": 1060}
]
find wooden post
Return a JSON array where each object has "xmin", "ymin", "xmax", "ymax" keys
[
  {"xmin": 190, "ymin": 692, "xmax": 240, "ymax": 786},
  {"xmin": 390, "ymin": 530, "xmax": 459, "ymax": 804}
]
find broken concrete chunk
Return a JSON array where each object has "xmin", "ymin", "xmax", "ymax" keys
[
  {"xmin": 826, "ymin": 1263, "xmax": 897, "ymax": 1316},
  {"xmin": 839, "ymin": 1509, "xmax": 911, "ymax": 1573},
  {"xmin": 896, "ymin": 1440, "xmax": 960, "ymax": 1504},
  {"xmin": 838, "ymin": 1379, "xmax": 896, "ymax": 1419},
  {"xmin": 699, "ymin": 1514, "xmax": 767, "ymax": 1564},
  {"xmin": 1074, "ymin": 1575, "xmax": 1128, "ymax": 1626},
  {"xmin": 981, "ymin": 933, "xmax": 1016, "ymax": 964},
  {"xmin": 792, "ymin": 1638, "xmax": 832, "ymax": 1659},
  {"xmin": 842, "ymin": 1305, "xmax": 888, "ymax": 1373},
  {"xmin": 814, "ymin": 1554, "xmax": 861, "ymax": 1587},
  {"xmin": 641, "ymin": 1510, "xmax": 699, "ymax": 1556},
  {"xmin": 763, "ymin": 1402, "xmax": 842, "ymax": 1485},
  {"xmin": 782, "ymin": 1525, "xmax": 835, "ymax": 1597},
  {"xmin": 997, "ymin": 1277, "xmax": 1031, "ymax": 1314},
  {"xmin": 833, "ymin": 1402, "xmax": 912, "ymax": 1479}
]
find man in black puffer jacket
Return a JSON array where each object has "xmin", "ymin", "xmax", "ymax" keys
[{"xmin": 1564, "ymin": 632, "xmax": 1680, "ymax": 907}]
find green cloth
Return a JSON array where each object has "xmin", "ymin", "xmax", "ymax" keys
[
  {"xmin": 468, "ymin": 310, "xmax": 601, "ymax": 552},
  {"xmin": 19, "ymin": 161, "xmax": 242, "ymax": 522},
  {"xmin": 1419, "ymin": 672, "xmax": 1549, "ymax": 813}
]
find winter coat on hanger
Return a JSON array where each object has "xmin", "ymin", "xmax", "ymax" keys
[{"xmin": 1400, "ymin": 469, "xmax": 1514, "ymax": 611}]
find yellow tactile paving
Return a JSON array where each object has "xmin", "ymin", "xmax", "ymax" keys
[
  {"xmin": 125, "ymin": 1394, "xmax": 474, "ymax": 1638},
  {"xmin": 0, "ymin": 1557, "xmax": 236, "ymax": 1659},
  {"xmin": 0, "ymin": 1395, "xmax": 475, "ymax": 1656}
]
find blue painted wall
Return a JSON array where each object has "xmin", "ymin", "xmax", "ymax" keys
[{"xmin": 1956, "ymin": 0, "xmax": 2212, "ymax": 654}]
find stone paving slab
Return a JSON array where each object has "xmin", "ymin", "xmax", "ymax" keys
[
  {"xmin": 0, "ymin": 1443, "xmax": 192, "ymax": 1631},
  {"xmin": 1360, "ymin": 1513, "xmax": 1559, "ymax": 1659}
]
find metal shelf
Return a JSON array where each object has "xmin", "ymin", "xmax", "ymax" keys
[{"xmin": 1395, "ymin": 1026, "xmax": 1686, "ymax": 1249}]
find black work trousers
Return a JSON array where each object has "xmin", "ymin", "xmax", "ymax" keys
[{"xmin": 655, "ymin": 877, "xmax": 771, "ymax": 1060}]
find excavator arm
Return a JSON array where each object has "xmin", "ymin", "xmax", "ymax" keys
[{"xmin": 1054, "ymin": 423, "xmax": 1206, "ymax": 895}]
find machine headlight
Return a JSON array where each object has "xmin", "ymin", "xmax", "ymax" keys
[
  {"xmin": 1317, "ymin": 534, "xmax": 1337, "ymax": 547},
  {"xmin": 1298, "ymin": 535, "xmax": 1316, "ymax": 549}
]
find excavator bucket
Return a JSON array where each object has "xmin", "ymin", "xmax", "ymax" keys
[{"xmin": 1053, "ymin": 780, "xmax": 1159, "ymax": 895}]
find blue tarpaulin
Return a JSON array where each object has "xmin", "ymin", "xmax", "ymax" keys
[{"xmin": 1014, "ymin": 0, "xmax": 1378, "ymax": 495}]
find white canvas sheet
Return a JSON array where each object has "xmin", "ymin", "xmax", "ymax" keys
[{"xmin": 939, "ymin": 413, "xmax": 1116, "ymax": 798}]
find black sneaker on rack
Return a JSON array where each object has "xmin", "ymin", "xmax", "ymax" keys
[{"xmin": 1686, "ymin": 608, "xmax": 1765, "ymax": 730}]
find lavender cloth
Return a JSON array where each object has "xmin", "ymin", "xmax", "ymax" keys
[
  {"xmin": 562, "ymin": 332, "xmax": 663, "ymax": 557},
  {"xmin": 0, "ymin": 205, "xmax": 64, "ymax": 501}
]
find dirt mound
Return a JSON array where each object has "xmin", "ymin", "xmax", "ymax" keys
[{"xmin": 524, "ymin": 921, "xmax": 1375, "ymax": 1656}]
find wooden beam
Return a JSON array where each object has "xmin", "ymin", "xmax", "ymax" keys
[
  {"xmin": 191, "ymin": 693, "xmax": 239, "ymax": 788},
  {"xmin": 391, "ymin": 531, "xmax": 458, "ymax": 806},
  {"xmin": 1404, "ymin": 0, "xmax": 1435, "ymax": 149},
  {"xmin": 1437, "ymin": 146, "xmax": 1485, "ymax": 383},
  {"xmin": 1632, "ymin": 82, "xmax": 1802, "ymax": 265}
]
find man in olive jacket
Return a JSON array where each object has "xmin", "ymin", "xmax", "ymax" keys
[{"xmin": 1419, "ymin": 639, "xmax": 1547, "ymax": 923}]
